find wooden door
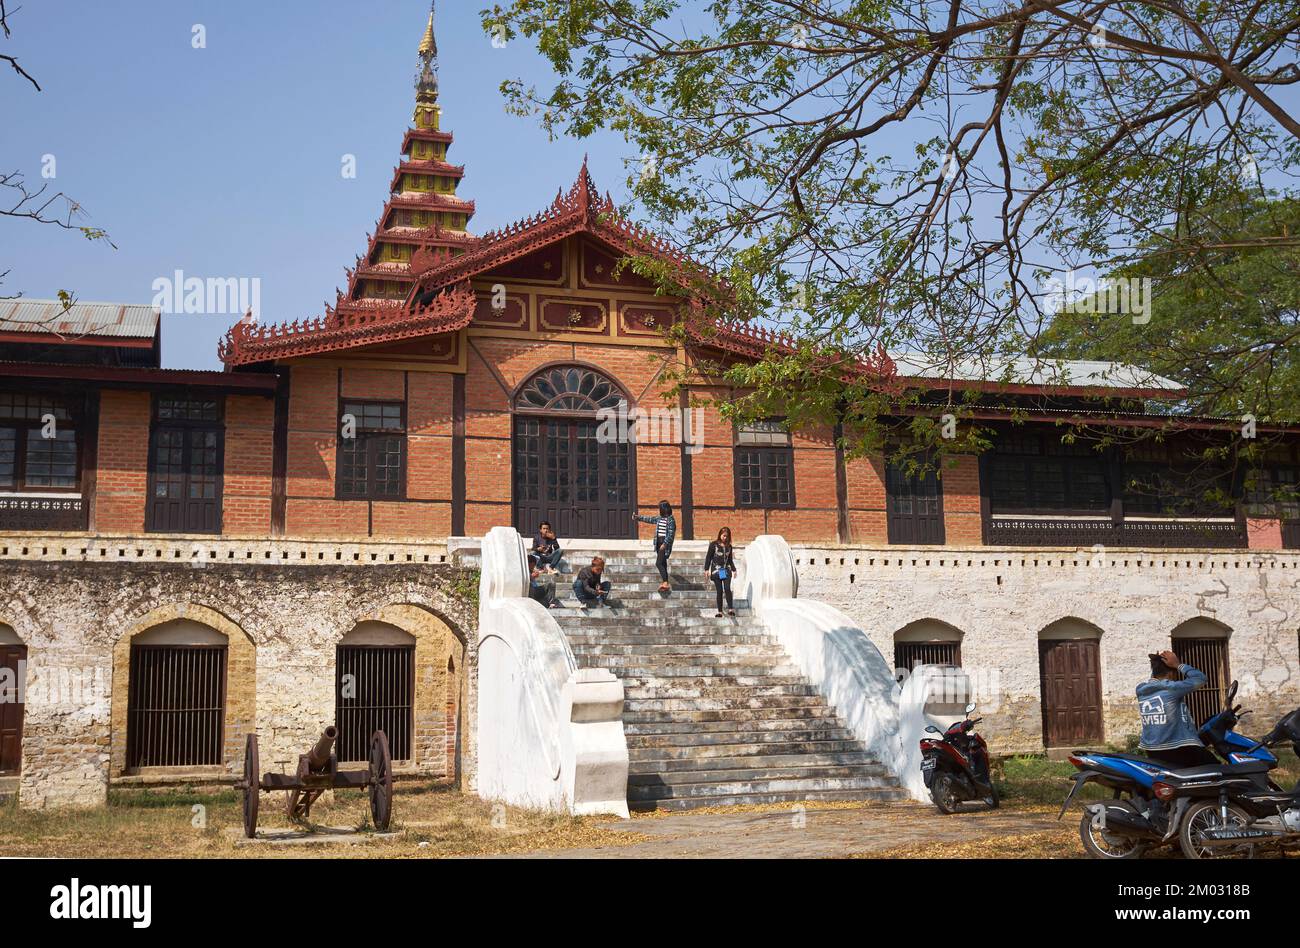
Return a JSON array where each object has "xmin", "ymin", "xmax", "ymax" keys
[
  {"xmin": 0, "ymin": 644, "xmax": 24, "ymax": 773},
  {"xmin": 1040, "ymin": 639, "xmax": 1104, "ymax": 747},
  {"xmin": 513, "ymin": 417, "xmax": 635, "ymax": 539},
  {"xmin": 146, "ymin": 425, "xmax": 223, "ymax": 534},
  {"xmin": 886, "ymin": 459, "xmax": 945, "ymax": 545}
]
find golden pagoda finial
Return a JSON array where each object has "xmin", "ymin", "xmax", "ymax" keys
[
  {"xmin": 418, "ymin": 6, "xmax": 436, "ymax": 57},
  {"xmin": 414, "ymin": 1, "xmax": 439, "ymax": 105}
]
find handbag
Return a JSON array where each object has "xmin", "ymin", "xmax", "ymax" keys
[{"xmin": 715, "ymin": 567, "xmax": 729, "ymax": 581}]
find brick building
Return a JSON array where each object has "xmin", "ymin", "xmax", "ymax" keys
[{"xmin": 1, "ymin": 8, "xmax": 1298, "ymax": 809}]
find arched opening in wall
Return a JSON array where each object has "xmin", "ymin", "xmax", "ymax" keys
[
  {"xmin": 1172, "ymin": 617, "xmax": 1232, "ymax": 727},
  {"xmin": 893, "ymin": 619, "xmax": 963, "ymax": 675},
  {"xmin": 336, "ymin": 622, "xmax": 416, "ymax": 764},
  {"xmin": 126, "ymin": 620, "xmax": 228, "ymax": 769},
  {"xmin": 512, "ymin": 363, "xmax": 636, "ymax": 539},
  {"xmin": 1039, "ymin": 618, "xmax": 1104, "ymax": 748},
  {"xmin": 0, "ymin": 623, "xmax": 25, "ymax": 775}
]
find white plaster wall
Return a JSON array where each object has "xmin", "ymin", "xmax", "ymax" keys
[{"xmin": 791, "ymin": 546, "xmax": 1300, "ymax": 752}]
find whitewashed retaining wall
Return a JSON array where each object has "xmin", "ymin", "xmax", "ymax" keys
[{"xmin": 791, "ymin": 546, "xmax": 1300, "ymax": 752}]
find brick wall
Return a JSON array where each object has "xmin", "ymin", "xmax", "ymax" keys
[
  {"xmin": 95, "ymin": 390, "xmax": 150, "ymax": 533},
  {"xmin": 222, "ymin": 395, "xmax": 274, "ymax": 535}
]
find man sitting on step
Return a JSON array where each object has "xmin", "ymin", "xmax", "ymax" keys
[{"xmin": 573, "ymin": 556, "xmax": 612, "ymax": 609}]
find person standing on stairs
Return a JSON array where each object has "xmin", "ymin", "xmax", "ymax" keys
[
  {"xmin": 634, "ymin": 500, "xmax": 676, "ymax": 594},
  {"xmin": 704, "ymin": 526, "xmax": 737, "ymax": 617}
]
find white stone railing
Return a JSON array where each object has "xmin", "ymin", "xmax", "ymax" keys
[
  {"xmin": 742, "ymin": 535, "xmax": 919, "ymax": 801},
  {"xmin": 474, "ymin": 526, "xmax": 629, "ymax": 817}
]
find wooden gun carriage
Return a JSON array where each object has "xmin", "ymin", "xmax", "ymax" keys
[{"xmin": 237, "ymin": 726, "xmax": 393, "ymax": 838}]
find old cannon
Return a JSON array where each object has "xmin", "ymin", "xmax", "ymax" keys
[{"xmin": 237, "ymin": 726, "xmax": 393, "ymax": 838}]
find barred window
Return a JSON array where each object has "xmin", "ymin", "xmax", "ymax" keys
[
  {"xmin": 338, "ymin": 401, "xmax": 406, "ymax": 500},
  {"xmin": 734, "ymin": 420, "xmax": 795, "ymax": 508},
  {"xmin": 0, "ymin": 392, "xmax": 80, "ymax": 491}
]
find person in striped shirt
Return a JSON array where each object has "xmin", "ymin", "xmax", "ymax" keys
[{"xmin": 634, "ymin": 500, "xmax": 676, "ymax": 594}]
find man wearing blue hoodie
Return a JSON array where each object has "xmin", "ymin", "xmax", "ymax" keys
[{"xmin": 1137, "ymin": 650, "xmax": 1216, "ymax": 767}]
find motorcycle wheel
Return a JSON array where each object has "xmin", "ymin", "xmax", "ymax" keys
[
  {"xmin": 1179, "ymin": 800, "xmax": 1256, "ymax": 860},
  {"xmin": 1078, "ymin": 810, "xmax": 1146, "ymax": 859},
  {"xmin": 931, "ymin": 773, "xmax": 960, "ymax": 814},
  {"xmin": 985, "ymin": 781, "xmax": 1000, "ymax": 810}
]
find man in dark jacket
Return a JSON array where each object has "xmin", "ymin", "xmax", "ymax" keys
[
  {"xmin": 1138, "ymin": 650, "xmax": 1215, "ymax": 767},
  {"xmin": 572, "ymin": 556, "xmax": 611, "ymax": 608},
  {"xmin": 529, "ymin": 521, "xmax": 562, "ymax": 573}
]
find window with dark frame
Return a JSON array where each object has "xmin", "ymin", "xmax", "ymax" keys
[
  {"xmin": 989, "ymin": 430, "xmax": 1109, "ymax": 514},
  {"xmin": 734, "ymin": 420, "xmax": 795, "ymax": 508},
  {"xmin": 146, "ymin": 396, "xmax": 224, "ymax": 534},
  {"xmin": 0, "ymin": 392, "xmax": 79, "ymax": 492},
  {"xmin": 337, "ymin": 401, "xmax": 406, "ymax": 500}
]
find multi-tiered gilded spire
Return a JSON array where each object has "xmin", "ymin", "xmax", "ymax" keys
[{"xmin": 339, "ymin": 1, "xmax": 475, "ymax": 314}]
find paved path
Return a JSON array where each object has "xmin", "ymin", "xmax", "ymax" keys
[{"xmin": 507, "ymin": 803, "xmax": 1064, "ymax": 859}]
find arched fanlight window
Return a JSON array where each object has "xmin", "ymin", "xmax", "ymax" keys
[{"xmin": 515, "ymin": 365, "xmax": 625, "ymax": 413}]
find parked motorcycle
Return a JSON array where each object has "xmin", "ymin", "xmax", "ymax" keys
[
  {"xmin": 1155, "ymin": 684, "xmax": 1300, "ymax": 859},
  {"xmin": 920, "ymin": 703, "xmax": 999, "ymax": 813},
  {"xmin": 1060, "ymin": 679, "xmax": 1298, "ymax": 859}
]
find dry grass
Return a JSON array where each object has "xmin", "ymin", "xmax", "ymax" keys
[{"xmin": 0, "ymin": 783, "xmax": 647, "ymax": 859}]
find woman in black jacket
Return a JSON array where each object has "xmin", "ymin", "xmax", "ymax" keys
[{"xmin": 704, "ymin": 526, "xmax": 736, "ymax": 617}]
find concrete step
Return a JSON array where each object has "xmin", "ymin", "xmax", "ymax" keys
[
  {"xmin": 569, "ymin": 629, "xmax": 769, "ymax": 642},
  {"xmin": 570, "ymin": 643, "xmax": 785, "ymax": 658},
  {"xmin": 627, "ymin": 774, "xmax": 902, "ymax": 803},
  {"xmin": 627, "ymin": 750, "xmax": 881, "ymax": 773},
  {"xmin": 623, "ymin": 705, "xmax": 840, "ymax": 725},
  {"xmin": 549, "ymin": 605, "xmax": 753, "ymax": 618},
  {"xmin": 629, "ymin": 786, "xmax": 909, "ymax": 811},
  {"xmin": 623, "ymin": 694, "xmax": 832, "ymax": 713},
  {"xmin": 619, "ymin": 675, "xmax": 812, "ymax": 693},
  {"xmin": 628, "ymin": 762, "xmax": 889, "ymax": 785},
  {"xmin": 580, "ymin": 661, "xmax": 802, "ymax": 678},
  {"xmin": 625, "ymin": 714, "xmax": 844, "ymax": 735},
  {"xmin": 628, "ymin": 737, "xmax": 864, "ymax": 758},
  {"xmin": 564, "ymin": 613, "xmax": 759, "ymax": 629}
]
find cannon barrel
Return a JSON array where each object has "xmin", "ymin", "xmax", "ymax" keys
[{"xmin": 306, "ymin": 726, "xmax": 338, "ymax": 772}]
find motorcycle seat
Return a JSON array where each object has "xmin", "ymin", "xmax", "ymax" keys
[{"xmin": 1086, "ymin": 752, "xmax": 1269, "ymax": 777}]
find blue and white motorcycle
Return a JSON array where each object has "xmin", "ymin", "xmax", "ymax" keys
[{"xmin": 1059, "ymin": 681, "xmax": 1284, "ymax": 859}]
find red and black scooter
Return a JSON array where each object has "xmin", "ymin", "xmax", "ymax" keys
[{"xmin": 920, "ymin": 703, "xmax": 1000, "ymax": 813}]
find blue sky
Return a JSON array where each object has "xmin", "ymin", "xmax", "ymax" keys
[{"xmin": 2, "ymin": 1, "xmax": 631, "ymax": 368}]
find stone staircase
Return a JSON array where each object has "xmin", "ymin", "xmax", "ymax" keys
[{"xmin": 549, "ymin": 549, "xmax": 906, "ymax": 811}]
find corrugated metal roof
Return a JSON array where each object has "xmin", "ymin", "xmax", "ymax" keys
[
  {"xmin": 0, "ymin": 299, "xmax": 160, "ymax": 339},
  {"xmin": 890, "ymin": 353, "xmax": 1183, "ymax": 392}
]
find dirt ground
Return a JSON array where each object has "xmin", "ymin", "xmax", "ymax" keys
[{"xmin": 3, "ymin": 749, "xmax": 1294, "ymax": 859}]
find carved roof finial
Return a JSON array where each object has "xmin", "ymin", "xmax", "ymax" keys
[{"xmin": 415, "ymin": 2, "xmax": 439, "ymax": 103}]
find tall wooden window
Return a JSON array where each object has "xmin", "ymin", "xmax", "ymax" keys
[
  {"xmin": 126, "ymin": 645, "xmax": 227, "ymax": 769},
  {"xmin": 146, "ymin": 396, "xmax": 223, "ymax": 534},
  {"xmin": 336, "ymin": 645, "xmax": 414, "ymax": 762},
  {"xmin": 989, "ymin": 431, "xmax": 1108, "ymax": 514},
  {"xmin": 337, "ymin": 401, "xmax": 406, "ymax": 500},
  {"xmin": 735, "ymin": 420, "xmax": 795, "ymax": 508},
  {"xmin": 0, "ymin": 392, "xmax": 79, "ymax": 492},
  {"xmin": 885, "ymin": 454, "xmax": 945, "ymax": 545}
]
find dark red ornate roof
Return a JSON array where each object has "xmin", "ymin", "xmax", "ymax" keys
[
  {"xmin": 403, "ymin": 158, "xmax": 713, "ymax": 298},
  {"xmin": 218, "ymin": 284, "xmax": 476, "ymax": 366}
]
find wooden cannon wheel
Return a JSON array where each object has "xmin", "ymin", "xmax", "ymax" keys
[
  {"xmin": 241, "ymin": 733, "xmax": 260, "ymax": 839},
  {"xmin": 369, "ymin": 730, "xmax": 393, "ymax": 831}
]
